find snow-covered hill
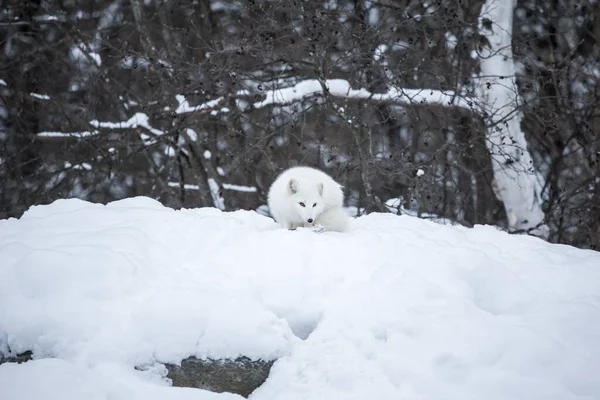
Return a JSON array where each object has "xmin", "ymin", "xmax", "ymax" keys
[{"xmin": 1, "ymin": 197, "xmax": 599, "ymax": 400}]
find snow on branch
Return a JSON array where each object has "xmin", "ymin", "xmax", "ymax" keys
[
  {"xmin": 208, "ymin": 178, "xmax": 225, "ymax": 210},
  {"xmin": 36, "ymin": 113, "xmax": 164, "ymax": 145},
  {"xmin": 37, "ymin": 131, "xmax": 100, "ymax": 139},
  {"xmin": 167, "ymin": 181, "xmax": 257, "ymax": 193},
  {"xmin": 64, "ymin": 161, "xmax": 92, "ymax": 171},
  {"xmin": 175, "ymin": 90, "xmax": 250, "ymax": 115},
  {"xmin": 174, "ymin": 79, "xmax": 476, "ymax": 116},
  {"xmin": 167, "ymin": 182, "xmax": 200, "ymax": 190},
  {"xmin": 89, "ymin": 112, "xmax": 164, "ymax": 145},
  {"xmin": 253, "ymin": 79, "xmax": 475, "ymax": 110},
  {"xmin": 30, "ymin": 93, "xmax": 51, "ymax": 100},
  {"xmin": 89, "ymin": 112, "xmax": 161, "ymax": 134},
  {"xmin": 175, "ymin": 94, "xmax": 223, "ymax": 114},
  {"xmin": 222, "ymin": 183, "xmax": 257, "ymax": 193}
]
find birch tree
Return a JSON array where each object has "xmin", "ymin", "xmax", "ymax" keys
[{"xmin": 477, "ymin": 0, "xmax": 548, "ymax": 237}]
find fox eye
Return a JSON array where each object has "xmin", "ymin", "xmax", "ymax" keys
[
  {"xmin": 299, "ymin": 202, "xmax": 305, "ymax": 207},
  {"xmin": 313, "ymin": 203, "xmax": 317, "ymax": 207}
]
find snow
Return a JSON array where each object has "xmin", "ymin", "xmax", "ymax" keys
[
  {"xmin": 222, "ymin": 183, "xmax": 257, "ymax": 193},
  {"xmin": 34, "ymin": 15, "xmax": 62, "ymax": 22},
  {"xmin": 174, "ymin": 79, "xmax": 473, "ymax": 116},
  {"xmin": 383, "ymin": 197, "xmax": 457, "ymax": 225},
  {"xmin": 89, "ymin": 52, "xmax": 102, "ymax": 66},
  {"xmin": 90, "ymin": 112, "xmax": 164, "ymax": 139},
  {"xmin": 416, "ymin": 168, "xmax": 425, "ymax": 177},
  {"xmin": 210, "ymin": 107, "xmax": 230, "ymax": 116},
  {"xmin": 164, "ymin": 146, "xmax": 176, "ymax": 157},
  {"xmin": 176, "ymin": 95, "xmax": 223, "ymax": 115},
  {"xmin": 1, "ymin": 197, "xmax": 599, "ymax": 400},
  {"xmin": 168, "ymin": 182, "xmax": 199, "ymax": 190},
  {"xmin": 69, "ymin": 42, "xmax": 102, "ymax": 67},
  {"xmin": 254, "ymin": 79, "xmax": 474, "ymax": 110},
  {"xmin": 373, "ymin": 44, "xmax": 388, "ymax": 62},
  {"xmin": 0, "ymin": 359, "xmax": 241, "ymax": 400},
  {"xmin": 30, "ymin": 93, "xmax": 50, "ymax": 100},
  {"xmin": 186, "ymin": 128, "xmax": 198, "ymax": 142},
  {"xmin": 166, "ymin": 182, "xmax": 244, "ymax": 192},
  {"xmin": 64, "ymin": 161, "xmax": 92, "ymax": 170},
  {"xmin": 37, "ymin": 130, "xmax": 100, "ymax": 138},
  {"xmin": 207, "ymin": 179, "xmax": 225, "ymax": 210},
  {"xmin": 120, "ymin": 56, "xmax": 151, "ymax": 70},
  {"xmin": 445, "ymin": 31, "xmax": 458, "ymax": 51},
  {"xmin": 168, "ymin": 181, "xmax": 252, "ymax": 193}
]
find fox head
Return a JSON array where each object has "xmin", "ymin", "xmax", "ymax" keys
[{"xmin": 287, "ymin": 178, "xmax": 325, "ymax": 225}]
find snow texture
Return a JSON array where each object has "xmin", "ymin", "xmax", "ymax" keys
[
  {"xmin": 478, "ymin": 0, "xmax": 546, "ymax": 235},
  {"xmin": 0, "ymin": 359, "xmax": 241, "ymax": 400},
  {"xmin": 1, "ymin": 197, "xmax": 599, "ymax": 400}
]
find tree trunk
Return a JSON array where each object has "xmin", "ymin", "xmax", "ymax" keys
[{"xmin": 478, "ymin": 0, "xmax": 548, "ymax": 237}]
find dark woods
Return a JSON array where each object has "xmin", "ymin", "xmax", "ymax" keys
[{"xmin": 1, "ymin": 0, "xmax": 599, "ymax": 249}]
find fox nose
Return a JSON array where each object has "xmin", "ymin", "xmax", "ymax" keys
[{"xmin": 307, "ymin": 218, "xmax": 313, "ymax": 223}]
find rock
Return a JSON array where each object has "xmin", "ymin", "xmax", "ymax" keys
[
  {"xmin": 0, "ymin": 350, "xmax": 33, "ymax": 365},
  {"xmin": 0, "ymin": 350, "xmax": 273, "ymax": 398},
  {"xmin": 165, "ymin": 356, "xmax": 274, "ymax": 398}
]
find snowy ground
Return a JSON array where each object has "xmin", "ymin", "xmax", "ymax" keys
[{"xmin": 1, "ymin": 197, "xmax": 599, "ymax": 400}]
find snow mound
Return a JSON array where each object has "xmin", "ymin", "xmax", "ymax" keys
[
  {"xmin": 1, "ymin": 197, "xmax": 599, "ymax": 400},
  {"xmin": 0, "ymin": 358, "xmax": 241, "ymax": 400}
]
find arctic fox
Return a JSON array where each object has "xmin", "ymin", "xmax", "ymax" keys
[{"xmin": 267, "ymin": 166, "xmax": 349, "ymax": 232}]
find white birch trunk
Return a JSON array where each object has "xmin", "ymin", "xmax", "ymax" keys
[{"xmin": 478, "ymin": 0, "xmax": 547, "ymax": 237}]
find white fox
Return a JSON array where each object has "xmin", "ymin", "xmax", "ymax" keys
[{"xmin": 267, "ymin": 166, "xmax": 349, "ymax": 232}]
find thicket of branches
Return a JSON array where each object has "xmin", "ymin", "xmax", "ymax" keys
[{"xmin": 1, "ymin": 0, "xmax": 599, "ymax": 250}]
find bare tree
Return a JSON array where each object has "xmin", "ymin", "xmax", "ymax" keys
[{"xmin": 1, "ymin": 0, "xmax": 598, "ymax": 249}]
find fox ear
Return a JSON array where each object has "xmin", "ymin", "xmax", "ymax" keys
[
  {"xmin": 288, "ymin": 179, "xmax": 299, "ymax": 194},
  {"xmin": 317, "ymin": 182, "xmax": 324, "ymax": 196}
]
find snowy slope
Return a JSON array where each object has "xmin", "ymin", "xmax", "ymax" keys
[{"xmin": 1, "ymin": 197, "xmax": 599, "ymax": 400}]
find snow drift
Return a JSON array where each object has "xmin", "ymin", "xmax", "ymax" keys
[{"xmin": 1, "ymin": 197, "xmax": 599, "ymax": 399}]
